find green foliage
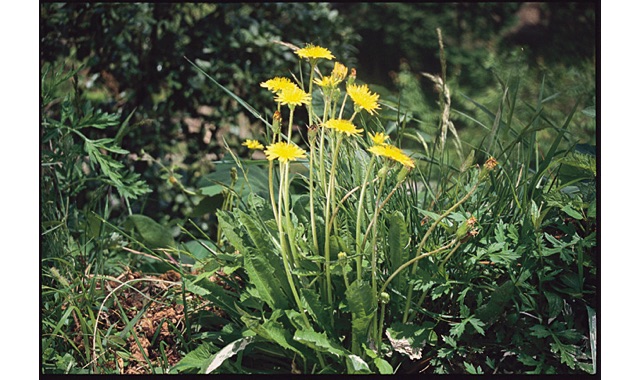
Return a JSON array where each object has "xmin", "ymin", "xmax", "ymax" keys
[{"xmin": 41, "ymin": 3, "xmax": 595, "ymax": 375}]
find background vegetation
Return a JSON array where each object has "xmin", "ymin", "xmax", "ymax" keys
[{"xmin": 40, "ymin": 3, "xmax": 597, "ymax": 374}]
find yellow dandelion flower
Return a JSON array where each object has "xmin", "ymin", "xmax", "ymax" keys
[
  {"xmin": 313, "ymin": 76, "xmax": 337, "ymax": 88},
  {"xmin": 347, "ymin": 83, "xmax": 381, "ymax": 115},
  {"xmin": 264, "ymin": 142, "xmax": 306, "ymax": 163},
  {"xmin": 324, "ymin": 119, "xmax": 363, "ymax": 137},
  {"xmin": 368, "ymin": 144, "xmax": 415, "ymax": 168},
  {"xmin": 296, "ymin": 44, "xmax": 335, "ymax": 61},
  {"xmin": 260, "ymin": 77, "xmax": 296, "ymax": 93},
  {"xmin": 369, "ymin": 132, "xmax": 389, "ymax": 146},
  {"xmin": 276, "ymin": 85, "xmax": 311, "ymax": 107},
  {"xmin": 242, "ymin": 139, "xmax": 264, "ymax": 150},
  {"xmin": 331, "ymin": 62, "xmax": 348, "ymax": 83}
]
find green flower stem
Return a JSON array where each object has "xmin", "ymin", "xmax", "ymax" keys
[
  {"xmin": 318, "ymin": 126, "xmax": 328, "ymax": 193},
  {"xmin": 323, "ymin": 134, "xmax": 344, "ymax": 311},
  {"xmin": 402, "ymin": 180, "xmax": 480, "ymax": 323},
  {"xmin": 369, "ymin": 169, "xmax": 387, "ymax": 349},
  {"xmin": 376, "ymin": 239, "xmax": 461, "ymax": 346},
  {"xmin": 308, "ymin": 136, "xmax": 320, "ymax": 255},
  {"xmin": 268, "ymin": 160, "xmax": 279, "ymax": 226},
  {"xmin": 412, "ymin": 241, "xmax": 464, "ymax": 321},
  {"xmin": 281, "ymin": 162, "xmax": 300, "ymax": 268},
  {"xmin": 355, "ymin": 158, "xmax": 376, "ymax": 282},
  {"xmin": 286, "ymin": 106, "xmax": 295, "ymax": 142}
]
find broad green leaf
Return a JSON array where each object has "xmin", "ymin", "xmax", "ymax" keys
[
  {"xmin": 385, "ymin": 321, "xmax": 432, "ymax": 360},
  {"xmin": 346, "ymin": 354, "xmax": 372, "ymax": 374},
  {"xmin": 189, "ymin": 276, "xmax": 240, "ymax": 318},
  {"xmin": 240, "ymin": 311, "xmax": 307, "ymax": 358},
  {"xmin": 243, "ymin": 247, "xmax": 290, "ymax": 310},
  {"xmin": 216, "ymin": 211, "xmax": 247, "ymax": 251},
  {"xmin": 388, "ymin": 211, "xmax": 409, "ymax": 291},
  {"xmin": 544, "ymin": 291, "xmax": 563, "ymax": 320},
  {"xmin": 300, "ymin": 288, "xmax": 333, "ymax": 334},
  {"xmin": 171, "ymin": 342, "xmax": 215, "ymax": 374},
  {"xmin": 561, "ymin": 204, "xmax": 583, "ymax": 220},
  {"xmin": 475, "ymin": 280, "xmax": 515, "ymax": 325},
  {"xmin": 293, "ymin": 329, "xmax": 348, "ymax": 358},
  {"xmin": 345, "ymin": 280, "xmax": 376, "ymax": 347},
  {"xmin": 126, "ymin": 214, "xmax": 175, "ymax": 249},
  {"xmin": 205, "ymin": 336, "xmax": 255, "ymax": 374},
  {"xmin": 529, "ymin": 324, "xmax": 551, "ymax": 339},
  {"xmin": 237, "ymin": 209, "xmax": 272, "ymax": 251},
  {"xmin": 181, "ymin": 239, "xmax": 216, "ymax": 262},
  {"xmin": 374, "ymin": 357, "xmax": 394, "ymax": 374}
]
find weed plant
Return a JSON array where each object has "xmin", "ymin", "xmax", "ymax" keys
[
  {"xmin": 169, "ymin": 41, "xmax": 596, "ymax": 374},
  {"xmin": 41, "ymin": 35, "xmax": 596, "ymax": 374}
]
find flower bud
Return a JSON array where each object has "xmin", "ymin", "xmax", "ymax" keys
[
  {"xmin": 377, "ymin": 165, "xmax": 389, "ymax": 179},
  {"xmin": 271, "ymin": 110, "xmax": 282, "ymax": 136},
  {"xmin": 338, "ymin": 251, "xmax": 348, "ymax": 266},
  {"xmin": 396, "ymin": 165, "xmax": 412, "ymax": 183},
  {"xmin": 380, "ymin": 292, "xmax": 390, "ymax": 305}
]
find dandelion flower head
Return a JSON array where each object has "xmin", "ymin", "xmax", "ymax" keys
[
  {"xmin": 242, "ymin": 139, "xmax": 264, "ymax": 150},
  {"xmin": 260, "ymin": 77, "xmax": 296, "ymax": 93},
  {"xmin": 324, "ymin": 119, "xmax": 363, "ymax": 137},
  {"xmin": 276, "ymin": 84, "xmax": 311, "ymax": 107},
  {"xmin": 296, "ymin": 44, "xmax": 335, "ymax": 61},
  {"xmin": 368, "ymin": 144, "xmax": 415, "ymax": 168},
  {"xmin": 369, "ymin": 132, "xmax": 389, "ymax": 146},
  {"xmin": 264, "ymin": 142, "xmax": 307, "ymax": 163},
  {"xmin": 331, "ymin": 62, "xmax": 349, "ymax": 83},
  {"xmin": 347, "ymin": 83, "xmax": 381, "ymax": 115}
]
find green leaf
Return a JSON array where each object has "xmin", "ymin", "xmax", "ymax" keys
[
  {"xmin": 293, "ymin": 329, "xmax": 348, "ymax": 358},
  {"xmin": 241, "ymin": 312, "xmax": 307, "ymax": 358},
  {"xmin": 374, "ymin": 357, "xmax": 394, "ymax": 374},
  {"xmin": 300, "ymin": 288, "xmax": 333, "ymax": 334},
  {"xmin": 345, "ymin": 280, "xmax": 376, "ymax": 347},
  {"xmin": 216, "ymin": 211, "xmax": 247, "ymax": 251},
  {"xmin": 388, "ymin": 211, "xmax": 410, "ymax": 291},
  {"xmin": 204, "ymin": 336, "xmax": 255, "ymax": 374},
  {"xmin": 346, "ymin": 354, "xmax": 372, "ymax": 374},
  {"xmin": 385, "ymin": 322, "xmax": 432, "ymax": 360},
  {"xmin": 237, "ymin": 209, "xmax": 273, "ymax": 251},
  {"xmin": 529, "ymin": 324, "xmax": 551, "ymax": 339},
  {"xmin": 126, "ymin": 214, "xmax": 175, "ymax": 249},
  {"xmin": 467, "ymin": 317, "xmax": 486, "ymax": 336},
  {"xmin": 544, "ymin": 291, "xmax": 563, "ymax": 320},
  {"xmin": 475, "ymin": 280, "xmax": 515, "ymax": 325},
  {"xmin": 171, "ymin": 342, "xmax": 215, "ymax": 374},
  {"xmin": 243, "ymin": 247, "xmax": 290, "ymax": 310},
  {"xmin": 561, "ymin": 204, "xmax": 584, "ymax": 220}
]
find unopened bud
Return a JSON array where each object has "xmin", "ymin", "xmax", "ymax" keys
[
  {"xmin": 377, "ymin": 166, "xmax": 389, "ymax": 179},
  {"xmin": 396, "ymin": 165, "xmax": 411, "ymax": 182},
  {"xmin": 380, "ymin": 292, "xmax": 390, "ymax": 305}
]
